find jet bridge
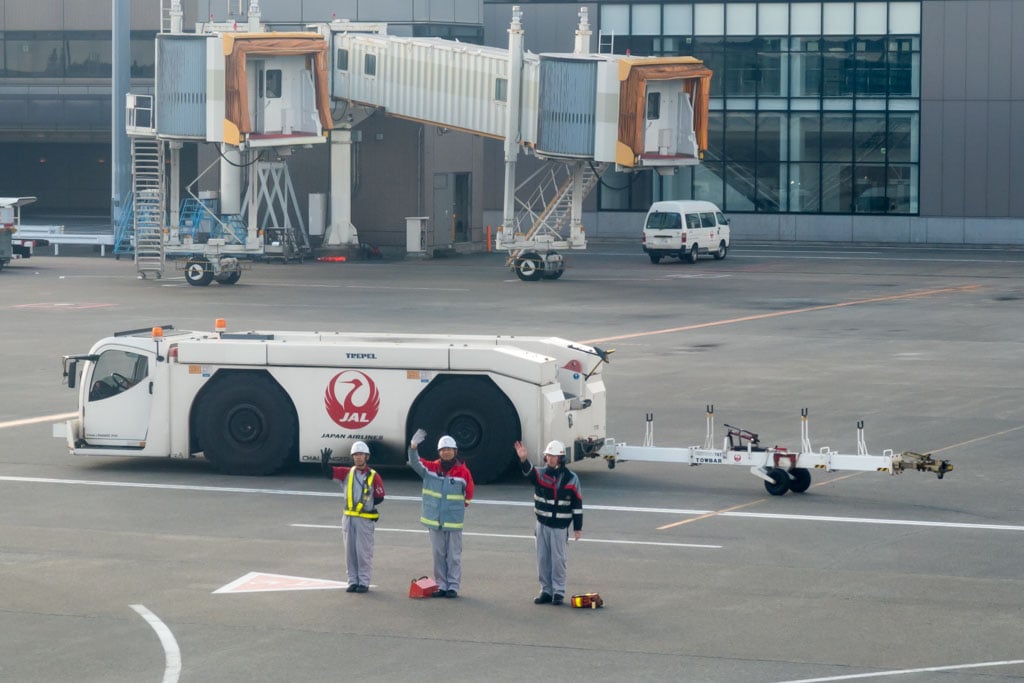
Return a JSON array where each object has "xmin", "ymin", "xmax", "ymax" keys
[{"xmin": 324, "ymin": 8, "xmax": 712, "ymax": 279}]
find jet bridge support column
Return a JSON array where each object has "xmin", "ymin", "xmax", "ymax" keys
[
  {"xmin": 323, "ymin": 128, "xmax": 359, "ymax": 248},
  {"xmin": 497, "ymin": 6, "xmax": 525, "ymax": 249}
]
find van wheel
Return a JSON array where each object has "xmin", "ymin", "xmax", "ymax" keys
[
  {"xmin": 686, "ymin": 244, "xmax": 699, "ymax": 263},
  {"xmin": 407, "ymin": 376, "xmax": 521, "ymax": 484},
  {"xmin": 713, "ymin": 241, "xmax": 728, "ymax": 260},
  {"xmin": 648, "ymin": 253, "xmax": 662, "ymax": 264},
  {"xmin": 195, "ymin": 374, "xmax": 297, "ymax": 475}
]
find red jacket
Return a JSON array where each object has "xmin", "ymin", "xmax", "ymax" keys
[{"xmin": 419, "ymin": 458, "xmax": 475, "ymax": 506}]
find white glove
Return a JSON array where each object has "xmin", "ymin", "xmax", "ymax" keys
[{"xmin": 411, "ymin": 428, "xmax": 427, "ymax": 447}]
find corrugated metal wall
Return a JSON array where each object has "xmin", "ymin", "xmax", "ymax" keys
[
  {"xmin": 536, "ymin": 57, "xmax": 596, "ymax": 157},
  {"xmin": 156, "ymin": 36, "xmax": 207, "ymax": 138}
]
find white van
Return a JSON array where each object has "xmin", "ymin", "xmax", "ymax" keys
[{"xmin": 641, "ymin": 200, "xmax": 730, "ymax": 264}]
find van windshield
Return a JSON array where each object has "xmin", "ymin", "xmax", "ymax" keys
[{"xmin": 646, "ymin": 212, "xmax": 682, "ymax": 230}]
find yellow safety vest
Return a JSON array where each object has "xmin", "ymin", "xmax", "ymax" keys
[{"xmin": 344, "ymin": 468, "xmax": 380, "ymax": 520}]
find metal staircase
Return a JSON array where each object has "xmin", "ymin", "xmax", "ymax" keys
[
  {"xmin": 507, "ymin": 161, "xmax": 604, "ymax": 249},
  {"xmin": 131, "ymin": 137, "xmax": 166, "ymax": 279}
]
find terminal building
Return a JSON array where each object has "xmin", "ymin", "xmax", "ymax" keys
[{"xmin": 0, "ymin": 1, "xmax": 1021, "ymax": 248}]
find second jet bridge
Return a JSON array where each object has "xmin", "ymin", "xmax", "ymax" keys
[{"xmin": 329, "ymin": 31, "xmax": 711, "ymax": 170}]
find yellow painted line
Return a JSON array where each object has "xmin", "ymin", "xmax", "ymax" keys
[
  {"xmin": 0, "ymin": 412, "xmax": 76, "ymax": 430},
  {"xmin": 926, "ymin": 423, "xmax": 1024, "ymax": 454},
  {"xmin": 583, "ymin": 284, "xmax": 981, "ymax": 345},
  {"xmin": 657, "ymin": 499, "xmax": 763, "ymax": 530}
]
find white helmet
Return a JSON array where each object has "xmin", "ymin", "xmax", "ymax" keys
[
  {"xmin": 350, "ymin": 441, "xmax": 371, "ymax": 456},
  {"xmin": 437, "ymin": 435, "xmax": 458, "ymax": 451},
  {"xmin": 543, "ymin": 440, "xmax": 566, "ymax": 457}
]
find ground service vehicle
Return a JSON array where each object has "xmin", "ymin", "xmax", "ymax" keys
[
  {"xmin": 56, "ymin": 322, "xmax": 610, "ymax": 483},
  {"xmin": 642, "ymin": 200, "xmax": 730, "ymax": 264},
  {"xmin": 57, "ymin": 324, "xmax": 952, "ymax": 494}
]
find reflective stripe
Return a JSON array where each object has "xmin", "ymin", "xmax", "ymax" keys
[
  {"xmin": 345, "ymin": 509, "xmax": 379, "ymax": 520},
  {"xmin": 345, "ymin": 469, "xmax": 378, "ymax": 519},
  {"xmin": 422, "ymin": 488, "xmax": 442, "ymax": 499}
]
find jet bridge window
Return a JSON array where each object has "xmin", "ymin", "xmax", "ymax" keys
[
  {"xmin": 495, "ymin": 77, "xmax": 508, "ymax": 102},
  {"xmin": 88, "ymin": 349, "xmax": 149, "ymax": 402},
  {"xmin": 265, "ymin": 69, "xmax": 282, "ymax": 98},
  {"xmin": 646, "ymin": 92, "xmax": 661, "ymax": 120},
  {"xmin": 336, "ymin": 48, "xmax": 349, "ymax": 72},
  {"xmin": 364, "ymin": 53, "xmax": 376, "ymax": 77}
]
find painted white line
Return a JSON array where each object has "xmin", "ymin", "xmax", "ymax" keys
[
  {"xmin": 3, "ymin": 476, "xmax": 1024, "ymax": 533},
  {"xmin": 292, "ymin": 524, "xmax": 722, "ymax": 549},
  {"xmin": 130, "ymin": 604, "xmax": 181, "ymax": 683},
  {"xmin": 0, "ymin": 412, "xmax": 76, "ymax": 430},
  {"xmin": 774, "ymin": 657, "xmax": 1024, "ymax": 682}
]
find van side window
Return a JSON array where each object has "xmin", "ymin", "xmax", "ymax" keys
[
  {"xmin": 716, "ymin": 211, "xmax": 728, "ymax": 225},
  {"xmin": 685, "ymin": 214, "xmax": 701, "ymax": 230},
  {"xmin": 699, "ymin": 212, "xmax": 716, "ymax": 228},
  {"xmin": 646, "ymin": 212, "xmax": 682, "ymax": 230}
]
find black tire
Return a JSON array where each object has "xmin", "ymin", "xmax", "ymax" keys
[
  {"xmin": 194, "ymin": 373, "xmax": 297, "ymax": 475},
  {"xmin": 407, "ymin": 375, "xmax": 521, "ymax": 484},
  {"xmin": 789, "ymin": 467, "xmax": 812, "ymax": 493},
  {"xmin": 686, "ymin": 244, "xmax": 699, "ymax": 263},
  {"xmin": 648, "ymin": 253, "xmax": 662, "ymax": 264},
  {"xmin": 713, "ymin": 241, "xmax": 728, "ymax": 260},
  {"xmin": 764, "ymin": 468, "xmax": 791, "ymax": 496},
  {"xmin": 216, "ymin": 271, "xmax": 241, "ymax": 285},
  {"xmin": 514, "ymin": 253, "xmax": 543, "ymax": 282},
  {"xmin": 185, "ymin": 258, "xmax": 214, "ymax": 287},
  {"xmin": 542, "ymin": 265, "xmax": 565, "ymax": 280}
]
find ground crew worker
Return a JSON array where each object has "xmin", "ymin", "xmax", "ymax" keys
[
  {"xmin": 514, "ymin": 439, "xmax": 582, "ymax": 606},
  {"xmin": 322, "ymin": 442, "xmax": 385, "ymax": 594},
  {"xmin": 408, "ymin": 429, "xmax": 475, "ymax": 598}
]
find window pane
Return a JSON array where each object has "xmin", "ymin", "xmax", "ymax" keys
[
  {"xmin": 694, "ymin": 3, "xmax": 725, "ymax": 36},
  {"xmin": 823, "ymin": 113, "xmax": 853, "ymax": 162},
  {"xmin": 755, "ymin": 162, "xmax": 784, "ymax": 211},
  {"xmin": 888, "ymin": 38, "xmax": 919, "ymax": 96},
  {"xmin": 706, "ymin": 111, "xmax": 725, "ymax": 162},
  {"xmin": 657, "ymin": 165, "xmax": 694, "ymax": 201},
  {"xmin": 724, "ymin": 111, "xmax": 755, "ymax": 160},
  {"xmin": 790, "ymin": 112, "xmax": 821, "ymax": 163},
  {"xmin": 66, "ymin": 32, "xmax": 111, "ymax": 77},
  {"xmin": 601, "ymin": 5, "xmax": 630, "ymax": 36},
  {"xmin": 632, "ymin": 4, "xmax": 660, "ymax": 36},
  {"xmin": 337, "ymin": 49, "xmax": 349, "ymax": 71},
  {"xmin": 725, "ymin": 3, "xmax": 756, "ymax": 36},
  {"xmin": 854, "ymin": 39, "xmax": 886, "ymax": 95},
  {"xmin": 759, "ymin": 4, "xmax": 789, "ymax": 35},
  {"xmin": 853, "ymin": 164, "xmax": 889, "ymax": 213},
  {"xmin": 663, "ymin": 5, "xmax": 692, "ymax": 35},
  {"xmin": 758, "ymin": 39, "xmax": 784, "ymax": 96},
  {"xmin": 886, "ymin": 113, "xmax": 918, "ymax": 162},
  {"xmin": 889, "ymin": 2, "xmax": 921, "ymax": 34},
  {"xmin": 364, "ymin": 53, "xmax": 376, "ymax": 76},
  {"xmin": 694, "ymin": 162, "xmax": 724, "ymax": 206},
  {"xmin": 130, "ymin": 32, "xmax": 156, "ymax": 78},
  {"xmin": 791, "ymin": 3, "xmax": 821, "ymax": 35},
  {"xmin": 790, "ymin": 38, "xmax": 821, "ymax": 96},
  {"xmin": 888, "ymin": 164, "xmax": 917, "ymax": 213},
  {"xmin": 757, "ymin": 112, "xmax": 785, "ymax": 162},
  {"xmin": 5, "ymin": 33, "xmax": 63, "ymax": 77},
  {"xmin": 692, "ymin": 38, "xmax": 725, "ymax": 97},
  {"xmin": 853, "ymin": 113, "xmax": 886, "ymax": 162},
  {"xmin": 856, "ymin": 2, "xmax": 887, "ymax": 35},
  {"xmin": 822, "ymin": 163, "xmax": 852, "ymax": 211},
  {"xmin": 789, "ymin": 162, "xmax": 820, "ymax": 211},
  {"xmin": 822, "ymin": 38, "xmax": 853, "ymax": 96},
  {"xmin": 823, "ymin": 2, "xmax": 854, "ymax": 36}
]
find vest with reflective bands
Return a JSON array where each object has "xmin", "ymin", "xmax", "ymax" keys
[
  {"xmin": 419, "ymin": 471, "xmax": 467, "ymax": 530},
  {"xmin": 344, "ymin": 468, "xmax": 380, "ymax": 520}
]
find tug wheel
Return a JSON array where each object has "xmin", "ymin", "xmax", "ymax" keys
[
  {"xmin": 764, "ymin": 467, "xmax": 791, "ymax": 496},
  {"xmin": 789, "ymin": 467, "xmax": 812, "ymax": 493}
]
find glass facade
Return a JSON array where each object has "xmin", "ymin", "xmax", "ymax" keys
[
  {"xmin": 0, "ymin": 31, "xmax": 157, "ymax": 78},
  {"xmin": 599, "ymin": 1, "xmax": 921, "ymax": 216}
]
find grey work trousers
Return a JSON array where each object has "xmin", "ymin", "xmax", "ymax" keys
[
  {"xmin": 341, "ymin": 514, "xmax": 376, "ymax": 587},
  {"xmin": 429, "ymin": 528, "xmax": 463, "ymax": 591},
  {"xmin": 535, "ymin": 521, "xmax": 570, "ymax": 597}
]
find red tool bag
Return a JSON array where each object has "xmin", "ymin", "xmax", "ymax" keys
[{"xmin": 409, "ymin": 576, "xmax": 438, "ymax": 598}]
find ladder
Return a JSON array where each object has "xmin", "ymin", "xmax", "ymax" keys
[{"xmin": 131, "ymin": 137, "xmax": 166, "ymax": 279}]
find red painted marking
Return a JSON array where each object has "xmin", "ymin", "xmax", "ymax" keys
[{"xmin": 213, "ymin": 572, "xmax": 350, "ymax": 594}]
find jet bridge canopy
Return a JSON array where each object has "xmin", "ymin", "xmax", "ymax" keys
[{"xmin": 222, "ymin": 32, "xmax": 333, "ymax": 146}]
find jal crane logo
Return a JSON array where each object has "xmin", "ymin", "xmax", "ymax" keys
[{"xmin": 325, "ymin": 370, "xmax": 381, "ymax": 429}]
